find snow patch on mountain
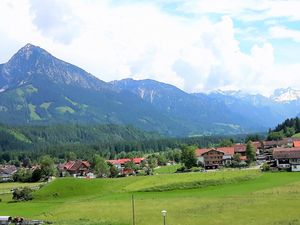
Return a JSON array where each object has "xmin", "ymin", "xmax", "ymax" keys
[{"xmin": 271, "ymin": 88, "xmax": 300, "ymax": 102}]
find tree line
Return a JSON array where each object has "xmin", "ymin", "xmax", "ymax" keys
[{"xmin": 267, "ymin": 117, "xmax": 300, "ymax": 140}]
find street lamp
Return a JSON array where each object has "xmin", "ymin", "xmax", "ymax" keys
[{"xmin": 161, "ymin": 210, "xmax": 167, "ymax": 225}]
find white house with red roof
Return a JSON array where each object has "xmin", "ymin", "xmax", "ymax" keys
[
  {"xmin": 107, "ymin": 158, "xmax": 145, "ymax": 175},
  {"xmin": 58, "ymin": 160, "xmax": 91, "ymax": 177}
]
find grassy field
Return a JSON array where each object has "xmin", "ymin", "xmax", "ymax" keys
[
  {"xmin": 1, "ymin": 170, "xmax": 300, "ymax": 225},
  {"xmin": 154, "ymin": 164, "xmax": 182, "ymax": 174},
  {"xmin": 292, "ymin": 133, "xmax": 300, "ymax": 138}
]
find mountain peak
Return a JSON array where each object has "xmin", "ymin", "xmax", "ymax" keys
[
  {"xmin": 271, "ymin": 87, "xmax": 300, "ymax": 102},
  {"xmin": 1, "ymin": 44, "xmax": 109, "ymax": 91}
]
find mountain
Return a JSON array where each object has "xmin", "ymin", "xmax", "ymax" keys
[
  {"xmin": 200, "ymin": 89, "xmax": 300, "ymax": 130},
  {"xmin": 271, "ymin": 88, "xmax": 300, "ymax": 103},
  {"xmin": 111, "ymin": 78, "xmax": 264, "ymax": 134},
  {"xmin": 1, "ymin": 43, "xmax": 299, "ymax": 137},
  {"xmin": 0, "ymin": 44, "xmax": 109, "ymax": 91},
  {"xmin": 0, "ymin": 44, "xmax": 187, "ymax": 136}
]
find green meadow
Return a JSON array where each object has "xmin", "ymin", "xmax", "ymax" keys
[{"xmin": 1, "ymin": 170, "xmax": 300, "ymax": 225}]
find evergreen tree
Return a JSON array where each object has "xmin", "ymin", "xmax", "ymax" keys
[{"xmin": 246, "ymin": 141, "xmax": 255, "ymax": 165}]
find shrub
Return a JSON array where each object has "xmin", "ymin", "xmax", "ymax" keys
[
  {"xmin": 261, "ymin": 163, "xmax": 270, "ymax": 172},
  {"xmin": 12, "ymin": 187, "xmax": 33, "ymax": 201},
  {"xmin": 31, "ymin": 168, "xmax": 42, "ymax": 182},
  {"xmin": 176, "ymin": 166, "xmax": 187, "ymax": 173},
  {"xmin": 13, "ymin": 168, "xmax": 32, "ymax": 182}
]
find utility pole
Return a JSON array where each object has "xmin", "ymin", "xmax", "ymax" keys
[{"xmin": 132, "ymin": 194, "xmax": 136, "ymax": 225}]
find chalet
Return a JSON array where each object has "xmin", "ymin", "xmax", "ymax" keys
[
  {"xmin": 233, "ymin": 144, "xmax": 246, "ymax": 157},
  {"xmin": 196, "ymin": 147, "xmax": 235, "ymax": 169},
  {"xmin": 273, "ymin": 147, "xmax": 300, "ymax": 171},
  {"xmin": 59, "ymin": 160, "xmax": 90, "ymax": 177},
  {"xmin": 107, "ymin": 158, "xmax": 145, "ymax": 169},
  {"xmin": 217, "ymin": 147, "xmax": 235, "ymax": 164},
  {"xmin": 107, "ymin": 158, "xmax": 145, "ymax": 176},
  {"xmin": 0, "ymin": 165, "xmax": 17, "ymax": 182}
]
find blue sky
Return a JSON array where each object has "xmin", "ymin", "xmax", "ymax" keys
[{"xmin": 0, "ymin": 0, "xmax": 300, "ymax": 96}]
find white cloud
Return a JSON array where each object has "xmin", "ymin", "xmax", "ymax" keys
[
  {"xmin": 29, "ymin": 0, "xmax": 82, "ymax": 44},
  {"xmin": 178, "ymin": 0, "xmax": 300, "ymax": 22},
  {"xmin": 0, "ymin": 0, "xmax": 299, "ymax": 96},
  {"xmin": 269, "ymin": 26, "xmax": 300, "ymax": 42}
]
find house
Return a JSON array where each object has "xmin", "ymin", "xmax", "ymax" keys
[
  {"xmin": 0, "ymin": 165, "xmax": 17, "ymax": 182},
  {"xmin": 273, "ymin": 147, "xmax": 300, "ymax": 171},
  {"xmin": 107, "ymin": 158, "xmax": 145, "ymax": 175},
  {"xmin": 217, "ymin": 147, "xmax": 235, "ymax": 165},
  {"xmin": 233, "ymin": 144, "xmax": 246, "ymax": 158},
  {"xmin": 59, "ymin": 160, "xmax": 90, "ymax": 177},
  {"xmin": 196, "ymin": 147, "xmax": 235, "ymax": 169},
  {"xmin": 107, "ymin": 158, "xmax": 145, "ymax": 168}
]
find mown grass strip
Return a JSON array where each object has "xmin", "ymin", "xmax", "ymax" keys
[{"xmin": 138, "ymin": 173, "xmax": 260, "ymax": 192}]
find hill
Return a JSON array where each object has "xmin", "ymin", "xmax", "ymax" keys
[
  {"xmin": 267, "ymin": 117, "xmax": 300, "ymax": 140},
  {"xmin": 1, "ymin": 171, "xmax": 300, "ymax": 225},
  {"xmin": 0, "ymin": 123, "xmax": 161, "ymax": 152}
]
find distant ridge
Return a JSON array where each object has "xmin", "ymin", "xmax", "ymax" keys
[{"xmin": 0, "ymin": 44, "xmax": 299, "ymax": 136}]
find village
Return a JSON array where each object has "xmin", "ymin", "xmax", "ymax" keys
[{"xmin": 2, "ymin": 138, "xmax": 300, "ymax": 183}]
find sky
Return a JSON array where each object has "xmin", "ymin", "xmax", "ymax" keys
[{"xmin": 0, "ymin": 0, "xmax": 300, "ymax": 96}]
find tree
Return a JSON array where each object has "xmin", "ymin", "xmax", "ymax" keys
[
  {"xmin": 13, "ymin": 169, "xmax": 32, "ymax": 182},
  {"xmin": 146, "ymin": 156, "xmax": 158, "ymax": 175},
  {"xmin": 31, "ymin": 168, "xmax": 42, "ymax": 182},
  {"xmin": 40, "ymin": 155, "xmax": 56, "ymax": 179},
  {"xmin": 246, "ymin": 141, "xmax": 256, "ymax": 165},
  {"xmin": 181, "ymin": 145, "xmax": 197, "ymax": 169},
  {"xmin": 12, "ymin": 187, "xmax": 33, "ymax": 201},
  {"xmin": 124, "ymin": 160, "xmax": 137, "ymax": 171},
  {"xmin": 66, "ymin": 151, "xmax": 77, "ymax": 161},
  {"xmin": 233, "ymin": 153, "xmax": 241, "ymax": 163},
  {"xmin": 267, "ymin": 131, "xmax": 284, "ymax": 141},
  {"xmin": 245, "ymin": 134, "xmax": 262, "ymax": 143},
  {"xmin": 157, "ymin": 154, "xmax": 167, "ymax": 166},
  {"xmin": 109, "ymin": 164, "xmax": 119, "ymax": 178},
  {"xmin": 92, "ymin": 154, "xmax": 110, "ymax": 177},
  {"xmin": 219, "ymin": 139, "xmax": 233, "ymax": 147}
]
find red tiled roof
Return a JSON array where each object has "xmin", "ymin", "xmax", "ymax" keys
[
  {"xmin": 64, "ymin": 161, "xmax": 75, "ymax": 170},
  {"xmin": 217, "ymin": 147, "xmax": 235, "ymax": 156},
  {"xmin": 263, "ymin": 140, "xmax": 278, "ymax": 146},
  {"xmin": 294, "ymin": 141, "xmax": 300, "ymax": 148},
  {"xmin": 273, "ymin": 147, "xmax": 300, "ymax": 159},
  {"xmin": 234, "ymin": 144, "xmax": 246, "ymax": 153},
  {"xmin": 196, "ymin": 147, "xmax": 233, "ymax": 156},
  {"xmin": 252, "ymin": 141, "xmax": 262, "ymax": 149},
  {"xmin": 63, "ymin": 160, "xmax": 90, "ymax": 171},
  {"xmin": 195, "ymin": 148, "xmax": 210, "ymax": 157},
  {"xmin": 107, "ymin": 158, "xmax": 145, "ymax": 165},
  {"xmin": 240, "ymin": 156, "xmax": 247, "ymax": 161}
]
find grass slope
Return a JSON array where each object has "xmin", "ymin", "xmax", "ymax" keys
[
  {"xmin": 292, "ymin": 133, "xmax": 300, "ymax": 138},
  {"xmin": 1, "ymin": 170, "xmax": 300, "ymax": 225}
]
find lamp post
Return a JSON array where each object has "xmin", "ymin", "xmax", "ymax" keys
[{"xmin": 161, "ymin": 210, "xmax": 167, "ymax": 225}]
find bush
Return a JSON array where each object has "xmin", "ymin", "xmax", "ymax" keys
[
  {"xmin": 13, "ymin": 169, "xmax": 32, "ymax": 182},
  {"xmin": 176, "ymin": 166, "xmax": 187, "ymax": 173},
  {"xmin": 261, "ymin": 163, "xmax": 270, "ymax": 172},
  {"xmin": 31, "ymin": 168, "xmax": 42, "ymax": 182},
  {"xmin": 12, "ymin": 187, "xmax": 33, "ymax": 201},
  {"xmin": 191, "ymin": 167, "xmax": 201, "ymax": 172}
]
